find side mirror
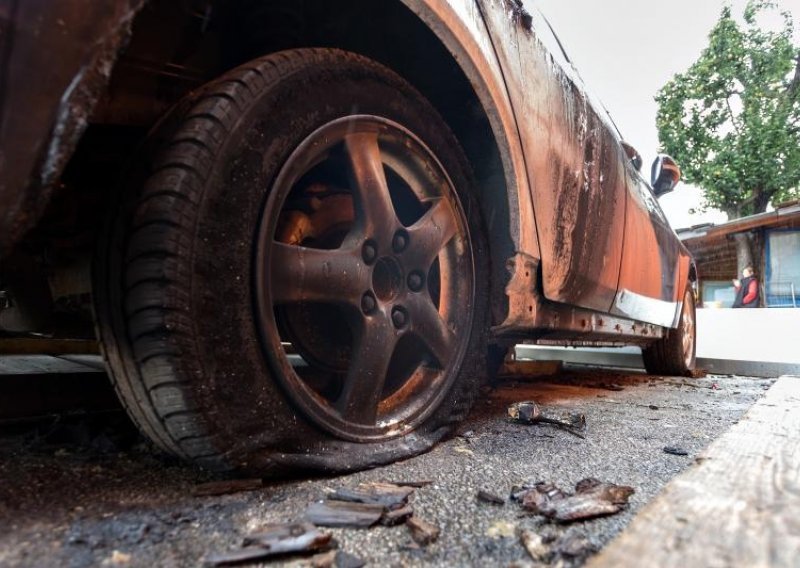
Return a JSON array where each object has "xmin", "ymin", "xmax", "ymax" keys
[{"xmin": 651, "ymin": 155, "xmax": 681, "ymax": 197}]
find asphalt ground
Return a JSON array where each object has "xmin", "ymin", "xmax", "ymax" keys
[{"xmin": 0, "ymin": 368, "xmax": 774, "ymax": 567}]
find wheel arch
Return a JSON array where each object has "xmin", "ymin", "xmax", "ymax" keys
[
  {"xmin": 387, "ymin": 0, "xmax": 538, "ymax": 325},
  {"xmin": 19, "ymin": 0, "xmax": 535, "ymax": 327},
  {"xmin": 211, "ymin": 0, "xmax": 537, "ymax": 326}
]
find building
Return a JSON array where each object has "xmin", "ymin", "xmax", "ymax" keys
[{"xmin": 677, "ymin": 202, "xmax": 800, "ymax": 308}]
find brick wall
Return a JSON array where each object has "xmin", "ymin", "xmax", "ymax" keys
[{"xmin": 684, "ymin": 233, "xmax": 738, "ymax": 282}]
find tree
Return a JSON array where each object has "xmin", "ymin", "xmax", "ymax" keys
[{"xmin": 656, "ymin": 0, "xmax": 800, "ymax": 271}]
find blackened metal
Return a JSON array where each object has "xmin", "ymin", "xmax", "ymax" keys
[
  {"xmin": 206, "ymin": 521, "xmax": 336, "ymax": 567},
  {"xmin": 327, "ymin": 482, "xmax": 414, "ymax": 508},
  {"xmin": 305, "ymin": 500, "xmax": 385, "ymax": 528},
  {"xmin": 521, "ymin": 478, "xmax": 635, "ymax": 522},
  {"xmin": 406, "ymin": 516, "xmax": 440, "ymax": 546},
  {"xmin": 477, "ymin": 489, "xmax": 505, "ymax": 505},
  {"xmin": 380, "ymin": 504, "xmax": 414, "ymax": 526},
  {"xmin": 241, "ymin": 522, "xmax": 334, "ymax": 554},
  {"xmin": 385, "ymin": 480, "xmax": 432, "ymax": 488},
  {"xmin": 0, "ymin": 0, "xmax": 147, "ymax": 256}
]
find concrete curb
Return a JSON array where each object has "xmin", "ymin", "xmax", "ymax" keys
[{"xmin": 515, "ymin": 345, "xmax": 800, "ymax": 378}]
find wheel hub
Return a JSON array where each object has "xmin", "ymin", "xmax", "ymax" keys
[{"xmin": 372, "ymin": 256, "xmax": 404, "ymax": 302}]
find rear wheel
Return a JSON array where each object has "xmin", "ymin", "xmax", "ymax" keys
[
  {"xmin": 642, "ymin": 288, "xmax": 696, "ymax": 376},
  {"xmin": 94, "ymin": 49, "xmax": 488, "ymax": 473}
]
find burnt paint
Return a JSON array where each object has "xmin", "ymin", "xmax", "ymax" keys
[
  {"xmin": 2, "ymin": 0, "xmax": 545, "ymax": 334},
  {"xmin": 382, "ymin": 0, "xmax": 545, "ymax": 328},
  {"xmin": 0, "ymin": 0, "xmax": 145, "ymax": 257},
  {"xmin": 505, "ymin": 0, "xmax": 532, "ymax": 30},
  {"xmin": 0, "ymin": 0, "xmax": 691, "ymax": 337},
  {"xmin": 478, "ymin": 0, "xmax": 626, "ymax": 314},
  {"xmin": 620, "ymin": 176, "xmax": 672, "ymax": 301},
  {"xmin": 494, "ymin": 253, "xmax": 664, "ymax": 344},
  {"xmin": 615, "ymin": 164, "xmax": 692, "ymax": 325}
]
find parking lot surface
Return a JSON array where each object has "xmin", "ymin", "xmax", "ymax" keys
[{"xmin": 0, "ymin": 368, "xmax": 773, "ymax": 567}]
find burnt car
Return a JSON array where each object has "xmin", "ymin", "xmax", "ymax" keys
[{"xmin": 0, "ymin": 0, "xmax": 695, "ymax": 473}]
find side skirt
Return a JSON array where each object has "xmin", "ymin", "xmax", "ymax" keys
[{"xmin": 494, "ymin": 253, "xmax": 665, "ymax": 346}]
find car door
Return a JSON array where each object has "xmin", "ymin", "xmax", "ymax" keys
[
  {"xmin": 478, "ymin": 0, "xmax": 626, "ymax": 313},
  {"xmin": 613, "ymin": 167, "xmax": 684, "ymax": 326}
]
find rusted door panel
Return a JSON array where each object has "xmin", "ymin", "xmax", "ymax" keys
[
  {"xmin": 613, "ymin": 171, "xmax": 682, "ymax": 327},
  {"xmin": 477, "ymin": 0, "xmax": 626, "ymax": 314}
]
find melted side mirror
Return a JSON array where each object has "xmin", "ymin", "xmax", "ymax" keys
[{"xmin": 651, "ymin": 155, "xmax": 681, "ymax": 197}]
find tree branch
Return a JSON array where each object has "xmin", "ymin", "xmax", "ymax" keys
[{"xmin": 725, "ymin": 96, "xmax": 743, "ymax": 135}]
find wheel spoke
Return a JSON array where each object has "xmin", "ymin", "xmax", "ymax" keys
[
  {"xmin": 407, "ymin": 292, "xmax": 456, "ymax": 368},
  {"xmin": 344, "ymin": 132, "xmax": 398, "ymax": 241},
  {"xmin": 270, "ymin": 241, "xmax": 365, "ymax": 306},
  {"xmin": 336, "ymin": 314, "xmax": 397, "ymax": 425},
  {"xmin": 405, "ymin": 198, "xmax": 458, "ymax": 269}
]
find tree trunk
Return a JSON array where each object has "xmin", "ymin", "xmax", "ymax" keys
[
  {"xmin": 752, "ymin": 188, "xmax": 770, "ymax": 214},
  {"xmin": 732, "ymin": 232, "xmax": 754, "ymax": 275}
]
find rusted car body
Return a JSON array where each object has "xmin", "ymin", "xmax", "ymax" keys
[{"xmin": 0, "ymin": 0, "xmax": 695, "ymax": 472}]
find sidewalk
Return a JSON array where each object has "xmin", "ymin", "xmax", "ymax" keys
[{"xmin": 516, "ymin": 308, "xmax": 800, "ymax": 377}]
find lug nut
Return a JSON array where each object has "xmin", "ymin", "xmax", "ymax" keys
[
  {"xmin": 362, "ymin": 241, "xmax": 378, "ymax": 264},
  {"xmin": 392, "ymin": 231, "xmax": 408, "ymax": 253},
  {"xmin": 391, "ymin": 307, "xmax": 407, "ymax": 329},
  {"xmin": 361, "ymin": 292, "xmax": 377, "ymax": 314},
  {"xmin": 407, "ymin": 271, "xmax": 424, "ymax": 292}
]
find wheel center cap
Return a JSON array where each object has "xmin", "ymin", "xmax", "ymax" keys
[{"xmin": 373, "ymin": 257, "xmax": 404, "ymax": 301}]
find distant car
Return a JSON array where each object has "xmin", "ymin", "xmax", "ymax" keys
[{"xmin": 0, "ymin": 0, "xmax": 695, "ymax": 473}]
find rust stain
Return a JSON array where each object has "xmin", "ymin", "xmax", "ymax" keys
[
  {"xmin": 482, "ymin": 0, "xmax": 691, "ymax": 329},
  {"xmin": 480, "ymin": 0, "xmax": 626, "ymax": 315}
]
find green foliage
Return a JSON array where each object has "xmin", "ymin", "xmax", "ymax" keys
[{"xmin": 656, "ymin": 0, "xmax": 800, "ymax": 218}]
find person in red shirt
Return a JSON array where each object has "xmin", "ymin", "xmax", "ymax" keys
[{"xmin": 732, "ymin": 266, "xmax": 760, "ymax": 308}]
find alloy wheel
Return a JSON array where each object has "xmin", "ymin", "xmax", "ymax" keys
[
  {"xmin": 681, "ymin": 290, "xmax": 696, "ymax": 369},
  {"xmin": 255, "ymin": 116, "xmax": 475, "ymax": 441}
]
